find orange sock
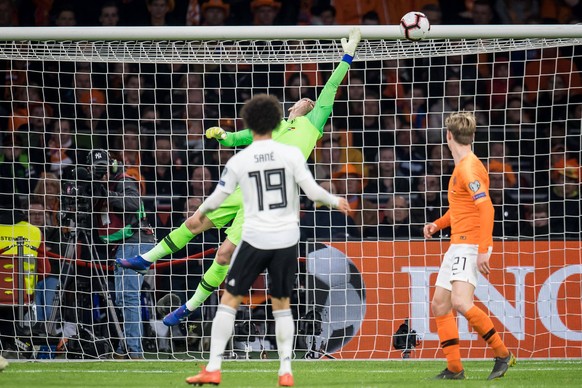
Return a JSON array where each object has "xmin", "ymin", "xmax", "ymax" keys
[
  {"xmin": 435, "ymin": 312, "xmax": 463, "ymax": 373},
  {"xmin": 465, "ymin": 305, "xmax": 509, "ymax": 358}
]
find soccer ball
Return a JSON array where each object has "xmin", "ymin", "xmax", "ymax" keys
[{"xmin": 399, "ymin": 11, "xmax": 431, "ymax": 41}]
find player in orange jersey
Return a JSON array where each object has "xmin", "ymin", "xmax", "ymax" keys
[{"xmin": 423, "ymin": 111, "xmax": 516, "ymax": 380}]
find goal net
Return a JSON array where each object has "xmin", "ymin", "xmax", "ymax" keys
[{"xmin": 0, "ymin": 25, "xmax": 580, "ymax": 360}]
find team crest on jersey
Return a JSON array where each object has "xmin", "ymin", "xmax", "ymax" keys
[{"xmin": 468, "ymin": 180, "xmax": 481, "ymax": 192}]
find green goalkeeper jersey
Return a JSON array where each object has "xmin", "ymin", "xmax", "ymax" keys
[{"xmin": 217, "ymin": 60, "xmax": 350, "ymax": 159}]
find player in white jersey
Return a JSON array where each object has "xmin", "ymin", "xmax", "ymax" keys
[{"xmin": 185, "ymin": 94, "xmax": 350, "ymax": 387}]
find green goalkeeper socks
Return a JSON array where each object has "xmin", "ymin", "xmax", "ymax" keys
[
  {"xmin": 185, "ymin": 260, "xmax": 229, "ymax": 311},
  {"xmin": 142, "ymin": 223, "xmax": 195, "ymax": 263}
]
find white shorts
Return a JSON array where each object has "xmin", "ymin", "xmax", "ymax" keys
[{"xmin": 435, "ymin": 244, "xmax": 480, "ymax": 291}]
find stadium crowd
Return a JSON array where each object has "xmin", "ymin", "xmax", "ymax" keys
[
  {"xmin": 0, "ymin": 0, "xmax": 582, "ymax": 238},
  {"xmin": 0, "ymin": 0, "xmax": 580, "ymax": 357},
  {"xmin": 0, "ymin": 0, "xmax": 581, "ymax": 241}
]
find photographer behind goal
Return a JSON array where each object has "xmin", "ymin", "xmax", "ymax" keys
[{"xmin": 86, "ymin": 149, "xmax": 155, "ymax": 359}]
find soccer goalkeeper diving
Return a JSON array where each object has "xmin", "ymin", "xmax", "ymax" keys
[{"xmin": 117, "ymin": 27, "xmax": 362, "ymax": 325}]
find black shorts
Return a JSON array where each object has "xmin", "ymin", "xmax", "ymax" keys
[{"xmin": 225, "ymin": 241, "xmax": 298, "ymax": 299}]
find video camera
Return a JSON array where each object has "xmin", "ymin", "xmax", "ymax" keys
[
  {"xmin": 60, "ymin": 149, "xmax": 117, "ymax": 226},
  {"xmin": 392, "ymin": 319, "xmax": 421, "ymax": 358},
  {"xmin": 60, "ymin": 166, "xmax": 94, "ymax": 226}
]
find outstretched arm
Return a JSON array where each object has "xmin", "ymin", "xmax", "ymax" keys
[
  {"xmin": 290, "ymin": 147, "xmax": 351, "ymax": 215},
  {"xmin": 206, "ymin": 126, "xmax": 254, "ymax": 147},
  {"xmin": 198, "ymin": 189, "xmax": 230, "ymax": 215},
  {"xmin": 307, "ymin": 27, "xmax": 361, "ymax": 132},
  {"xmin": 298, "ymin": 177, "xmax": 350, "ymax": 215},
  {"xmin": 198, "ymin": 157, "xmax": 239, "ymax": 213}
]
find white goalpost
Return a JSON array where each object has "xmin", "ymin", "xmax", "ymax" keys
[
  {"xmin": 0, "ymin": 25, "xmax": 580, "ymax": 361},
  {"xmin": 0, "ymin": 25, "xmax": 581, "ymax": 62}
]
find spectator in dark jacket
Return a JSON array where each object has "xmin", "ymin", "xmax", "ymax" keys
[{"xmin": 301, "ymin": 181, "xmax": 359, "ymax": 241}]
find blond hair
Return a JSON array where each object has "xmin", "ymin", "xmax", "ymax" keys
[
  {"xmin": 32, "ymin": 172, "xmax": 60, "ymax": 226},
  {"xmin": 445, "ymin": 111, "xmax": 476, "ymax": 145}
]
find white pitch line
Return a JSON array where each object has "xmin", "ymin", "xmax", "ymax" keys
[
  {"xmin": 12, "ymin": 366, "xmax": 581, "ymax": 374},
  {"xmin": 10, "ymin": 370, "xmax": 173, "ymax": 374}
]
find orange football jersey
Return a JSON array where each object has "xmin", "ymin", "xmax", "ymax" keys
[{"xmin": 446, "ymin": 152, "xmax": 493, "ymax": 248}]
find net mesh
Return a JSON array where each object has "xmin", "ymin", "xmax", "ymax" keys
[
  {"xmin": 0, "ymin": 37, "xmax": 580, "ymax": 63},
  {"xmin": 0, "ymin": 32, "xmax": 580, "ymax": 360}
]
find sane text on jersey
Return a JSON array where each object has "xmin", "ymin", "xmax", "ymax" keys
[{"xmin": 254, "ymin": 152, "xmax": 275, "ymax": 163}]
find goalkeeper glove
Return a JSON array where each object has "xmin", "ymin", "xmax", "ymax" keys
[
  {"xmin": 205, "ymin": 126, "xmax": 227, "ymax": 140},
  {"xmin": 341, "ymin": 27, "xmax": 361, "ymax": 57}
]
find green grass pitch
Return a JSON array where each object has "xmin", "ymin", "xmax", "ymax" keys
[{"xmin": 1, "ymin": 359, "xmax": 581, "ymax": 387}]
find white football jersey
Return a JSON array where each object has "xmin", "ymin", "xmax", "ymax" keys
[{"xmin": 216, "ymin": 139, "xmax": 335, "ymax": 249}]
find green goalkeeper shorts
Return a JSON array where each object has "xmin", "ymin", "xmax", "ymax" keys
[
  {"xmin": 205, "ymin": 187, "xmax": 244, "ymax": 246},
  {"xmin": 224, "ymin": 210, "xmax": 243, "ymax": 246}
]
